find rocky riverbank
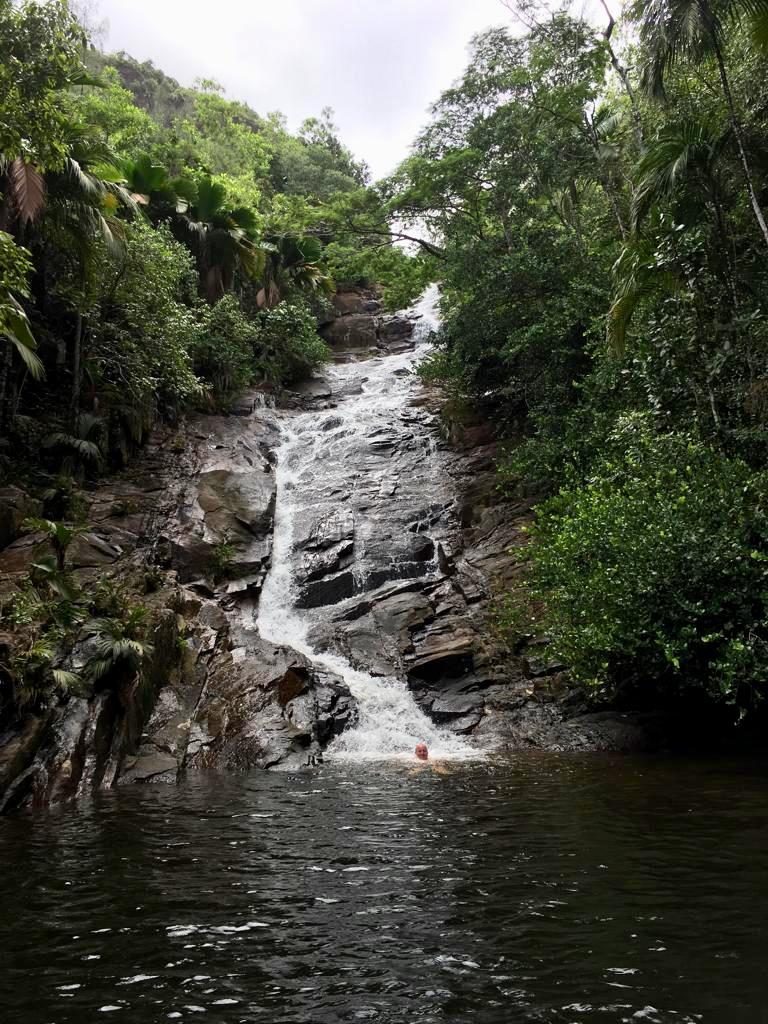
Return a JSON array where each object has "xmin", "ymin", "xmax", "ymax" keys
[{"xmin": 0, "ymin": 291, "xmax": 662, "ymax": 813}]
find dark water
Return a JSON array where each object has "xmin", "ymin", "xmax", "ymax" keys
[{"xmin": 1, "ymin": 755, "xmax": 767, "ymax": 1024}]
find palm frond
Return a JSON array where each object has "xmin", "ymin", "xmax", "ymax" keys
[
  {"xmin": 64, "ymin": 157, "xmax": 103, "ymax": 199},
  {"xmin": 9, "ymin": 158, "xmax": 45, "ymax": 224},
  {"xmin": 2, "ymin": 298, "xmax": 44, "ymax": 379},
  {"xmin": 52, "ymin": 669, "xmax": 86, "ymax": 694},
  {"xmin": 631, "ymin": 119, "xmax": 720, "ymax": 229}
]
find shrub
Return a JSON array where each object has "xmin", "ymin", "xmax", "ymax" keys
[
  {"xmin": 90, "ymin": 223, "xmax": 202, "ymax": 435},
  {"xmin": 257, "ymin": 300, "xmax": 329, "ymax": 383},
  {"xmin": 194, "ymin": 294, "xmax": 258, "ymax": 394},
  {"xmin": 528, "ymin": 415, "xmax": 768, "ymax": 709}
]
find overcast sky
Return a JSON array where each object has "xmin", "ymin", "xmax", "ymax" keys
[{"xmin": 93, "ymin": 0, "xmax": 545, "ymax": 179}]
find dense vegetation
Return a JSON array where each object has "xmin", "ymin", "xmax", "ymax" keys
[
  {"xmin": 4, "ymin": 0, "xmax": 768, "ymax": 726},
  {"xmin": 383, "ymin": 1, "xmax": 768, "ymax": 716},
  {"xmin": 0, "ymin": 0, "xmax": 429, "ymax": 476},
  {"xmin": 0, "ymin": 0, "xmax": 430, "ymax": 719}
]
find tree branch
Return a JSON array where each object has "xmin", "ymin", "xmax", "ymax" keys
[{"xmin": 346, "ymin": 222, "xmax": 447, "ymax": 260}]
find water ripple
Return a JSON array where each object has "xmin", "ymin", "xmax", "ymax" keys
[{"xmin": 1, "ymin": 755, "xmax": 767, "ymax": 1023}]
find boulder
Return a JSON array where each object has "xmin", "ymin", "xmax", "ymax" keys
[
  {"xmin": 0, "ymin": 486, "xmax": 42, "ymax": 550},
  {"xmin": 297, "ymin": 570, "xmax": 355, "ymax": 608},
  {"xmin": 332, "ymin": 290, "xmax": 382, "ymax": 315},
  {"xmin": 378, "ymin": 316, "xmax": 414, "ymax": 351},
  {"xmin": 407, "ymin": 625, "xmax": 475, "ymax": 680},
  {"xmin": 320, "ymin": 314, "xmax": 378, "ymax": 350}
]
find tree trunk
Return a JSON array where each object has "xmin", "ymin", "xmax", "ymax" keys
[
  {"xmin": 713, "ymin": 40, "xmax": 768, "ymax": 249},
  {"xmin": 0, "ymin": 342, "xmax": 11, "ymax": 433},
  {"xmin": 599, "ymin": 0, "xmax": 644, "ymax": 150},
  {"xmin": 69, "ymin": 312, "xmax": 83, "ymax": 428}
]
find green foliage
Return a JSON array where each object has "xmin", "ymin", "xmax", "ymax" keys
[
  {"xmin": 528, "ymin": 419, "xmax": 768, "ymax": 707},
  {"xmin": 83, "ymin": 605, "xmax": 153, "ymax": 683},
  {"xmin": 323, "ymin": 240, "xmax": 433, "ymax": 311},
  {"xmin": 0, "ymin": 550, "xmax": 155, "ymax": 716},
  {"xmin": 396, "ymin": 1, "xmax": 768, "ymax": 717},
  {"xmin": 22, "ymin": 516, "xmax": 82, "ymax": 571},
  {"xmin": 210, "ymin": 537, "xmax": 235, "ymax": 581},
  {"xmin": 43, "ymin": 412, "xmax": 104, "ymax": 477},
  {"xmin": 0, "ymin": 0, "xmax": 86, "ymax": 167},
  {"xmin": 267, "ymin": 107, "xmax": 368, "ymax": 199},
  {"xmin": 194, "ymin": 294, "xmax": 258, "ymax": 394},
  {"xmin": 0, "ymin": 0, "xmax": 383, "ymax": 467},
  {"xmin": 67, "ymin": 67, "xmax": 160, "ymax": 157},
  {"xmin": 0, "ymin": 231, "xmax": 42, "ymax": 378},
  {"xmin": 257, "ymin": 299, "xmax": 330, "ymax": 383}
]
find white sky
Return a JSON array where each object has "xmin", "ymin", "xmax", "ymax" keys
[{"xmin": 96, "ymin": 0, "xmax": 604, "ymax": 179}]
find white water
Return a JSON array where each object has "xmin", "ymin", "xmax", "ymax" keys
[{"xmin": 257, "ymin": 287, "xmax": 475, "ymax": 761}]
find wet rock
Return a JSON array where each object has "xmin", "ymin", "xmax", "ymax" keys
[
  {"xmin": 321, "ymin": 415, "xmax": 344, "ymax": 431},
  {"xmin": 472, "ymin": 699, "xmax": 662, "ymax": 753},
  {"xmin": 373, "ymin": 590, "xmax": 433, "ymax": 637},
  {"xmin": 407, "ymin": 626, "xmax": 475, "ymax": 680},
  {"xmin": 297, "ymin": 570, "xmax": 355, "ymax": 608},
  {"xmin": 197, "ymin": 469, "xmax": 275, "ymax": 537},
  {"xmin": 186, "ymin": 645, "xmax": 358, "ymax": 772},
  {"xmin": 0, "ymin": 531, "xmax": 48, "ymax": 573},
  {"xmin": 298, "ymin": 509, "xmax": 355, "ymax": 585},
  {"xmin": 119, "ymin": 751, "xmax": 179, "ymax": 783},
  {"xmin": 335, "ymin": 619, "xmax": 399, "ymax": 676},
  {"xmin": 321, "ymin": 314, "xmax": 378, "ymax": 351},
  {"xmin": 284, "ymin": 670, "xmax": 359, "ymax": 746},
  {"xmin": 332, "ymin": 289, "xmax": 382, "ymax": 315},
  {"xmin": 294, "ymin": 378, "xmax": 334, "ymax": 401},
  {"xmin": 378, "ymin": 316, "xmax": 414, "ymax": 351},
  {"xmin": 68, "ymin": 531, "xmax": 124, "ymax": 567},
  {"xmin": 165, "ymin": 421, "xmax": 278, "ymax": 583},
  {"xmin": 0, "ymin": 486, "xmax": 42, "ymax": 549},
  {"xmin": 0, "ymin": 713, "xmax": 53, "ymax": 796}
]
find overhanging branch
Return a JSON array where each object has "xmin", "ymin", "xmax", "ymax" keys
[{"xmin": 346, "ymin": 221, "xmax": 447, "ymax": 259}]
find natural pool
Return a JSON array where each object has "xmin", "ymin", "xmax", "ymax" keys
[{"xmin": 1, "ymin": 754, "xmax": 767, "ymax": 1023}]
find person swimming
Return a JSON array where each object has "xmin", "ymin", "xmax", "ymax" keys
[{"xmin": 411, "ymin": 742, "xmax": 450, "ymax": 774}]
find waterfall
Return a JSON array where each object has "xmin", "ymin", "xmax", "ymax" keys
[{"xmin": 257, "ymin": 286, "xmax": 474, "ymax": 761}]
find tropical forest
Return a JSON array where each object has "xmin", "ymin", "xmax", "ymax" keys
[{"xmin": 1, "ymin": 1, "xmax": 767, "ymax": 1020}]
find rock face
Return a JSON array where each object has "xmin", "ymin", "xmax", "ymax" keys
[
  {"xmin": 0, "ymin": 301, "xmax": 661, "ymax": 814},
  {"xmin": 0, "ymin": 486, "xmax": 42, "ymax": 550},
  {"xmin": 331, "ymin": 287, "xmax": 382, "ymax": 316},
  {"xmin": 0, "ymin": 391, "xmax": 359, "ymax": 813},
  {"xmin": 319, "ymin": 295, "xmax": 417, "ymax": 355}
]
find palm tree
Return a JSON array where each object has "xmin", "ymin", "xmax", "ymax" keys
[
  {"xmin": 631, "ymin": 118, "xmax": 741, "ymax": 306},
  {"xmin": 258, "ymin": 234, "xmax": 333, "ymax": 308},
  {"xmin": 84, "ymin": 606, "xmax": 154, "ymax": 685},
  {"xmin": 119, "ymin": 153, "xmax": 191, "ymax": 223},
  {"xmin": 34, "ymin": 125, "xmax": 141, "ymax": 422},
  {"xmin": 632, "ymin": 0, "xmax": 768, "ymax": 247},
  {"xmin": 607, "ymin": 230, "xmax": 683, "ymax": 353},
  {"xmin": 0, "ymin": 231, "xmax": 43, "ymax": 409},
  {"xmin": 175, "ymin": 177, "xmax": 264, "ymax": 303}
]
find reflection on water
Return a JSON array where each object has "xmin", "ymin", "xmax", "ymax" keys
[{"xmin": 1, "ymin": 754, "xmax": 767, "ymax": 1023}]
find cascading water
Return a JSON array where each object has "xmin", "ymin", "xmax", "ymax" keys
[{"xmin": 257, "ymin": 286, "xmax": 474, "ymax": 760}]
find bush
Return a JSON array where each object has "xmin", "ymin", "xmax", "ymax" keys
[
  {"xmin": 257, "ymin": 300, "xmax": 329, "ymax": 383},
  {"xmin": 192, "ymin": 295, "xmax": 328, "ymax": 394},
  {"xmin": 194, "ymin": 294, "xmax": 258, "ymax": 394},
  {"xmin": 528, "ymin": 415, "xmax": 768, "ymax": 708},
  {"xmin": 90, "ymin": 223, "xmax": 202, "ymax": 433}
]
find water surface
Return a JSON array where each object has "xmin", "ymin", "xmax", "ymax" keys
[{"xmin": 2, "ymin": 754, "xmax": 767, "ymax": 1023}]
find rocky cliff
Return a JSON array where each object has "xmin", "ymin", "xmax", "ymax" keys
[{"xmin": 0, "ymin": 292, "xmax": 658, "ymax": 813}]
